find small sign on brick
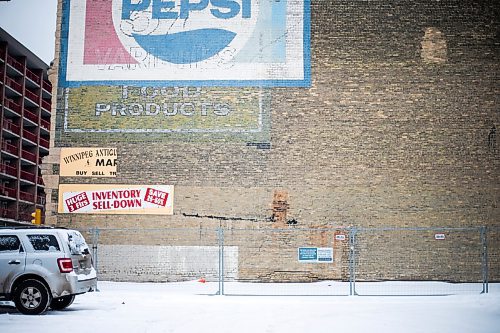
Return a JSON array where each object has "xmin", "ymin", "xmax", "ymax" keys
[
  {"xmin": 298, "ymin": 247, "xmax": 333, "ymax": 263},
  {"xmin": 335, "ymin": 234, "xmax": 346, "ymax": 241}
]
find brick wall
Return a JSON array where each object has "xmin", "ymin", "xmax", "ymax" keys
[
  {"xmin": 96, "ymin": 245, "xmax": 238, "ymax": 282},
  {"xmin": 44, "ymin": 0, "xmax": 499, "ymax": 282}
]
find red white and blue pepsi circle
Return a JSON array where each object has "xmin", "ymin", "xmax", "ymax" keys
[
  {"xmin": 60, "ymin": 0, "xmax": 311, "ymax": 87},
  {"xmin": 114, "ymin": 0, "xmax": 258, "ymax": 65}
]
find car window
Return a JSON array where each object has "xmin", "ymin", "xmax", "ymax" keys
[
  {"xmin": 0, "ymin": 235, "xmax": 21, "ymax": 252},
  {"xmin": 27, "ymin": 234, "xmax": 61, "ymax": 252},
  {"xmin": 67, "ymin": 231, "xmax": 90, "ymax": 255}
]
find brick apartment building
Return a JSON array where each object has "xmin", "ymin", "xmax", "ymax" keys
[
  {"xmin": 0, "ymin": 27, "xmax": 52, "ymax": 226},
  {"xmin": 46, "ymin": 1, "xmax": 499, "ymax": 282}
]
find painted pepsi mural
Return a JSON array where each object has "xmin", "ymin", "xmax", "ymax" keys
[
  {"xmin": 57, "ymin": 0, "xmax": 305, "ymax": 141},
  {"xmin": 59, "ymin": 0, "xmax": 311, "ymax": 87}
]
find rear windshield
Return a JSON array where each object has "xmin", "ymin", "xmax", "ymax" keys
[
  {"xmin": 67, "ymin": 231, "xmax": 90, "ymax": 255},
  {"xmin": 28, "ymin": 234, "xmax": 61, "ymax": 252}
]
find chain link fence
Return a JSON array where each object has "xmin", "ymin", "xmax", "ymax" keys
[
  {"xmin": 351, "ymin": 227, "xmax": 487, "ymax": 295},
  {"xmin": 80, "ymin": 226, "xmax": 496, "ymax": 296},
  {"xmin": 220, "ymin": 227, "xmax": 349, "ymax": 295}
]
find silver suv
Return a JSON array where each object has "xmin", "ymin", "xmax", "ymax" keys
[{"xmin": 0, "ymin": 227, "xmax": 97, "ymax": 314}]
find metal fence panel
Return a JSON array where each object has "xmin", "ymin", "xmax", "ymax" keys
[
  {"xmin": 487, "ymin": 227, "xmax": 500, "ymax": 285},
  {"xmin": 220, "ymin": 227, "xmax": 351, "ymax": 295},
  {"xmin": 79, "ymin": 226, "xmax": 494, "ymax": 296},
  {"xmin": 80, "ymin": 228, "xmax": 223, "ymax": 295},
  {"xmin": 352, "ymin": 228, "xmax": 485, "ymax": 295}
]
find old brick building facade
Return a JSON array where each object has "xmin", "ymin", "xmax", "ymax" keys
[{"xmin": 44, "ymin": 1, "xmax": 499, "ymax": 282}]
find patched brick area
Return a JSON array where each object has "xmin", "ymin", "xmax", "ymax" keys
[
  {"xmin": 45, "ymin": 1, "xmax": 499, "ymax": 282},
  {"xmin": 97, "ymin": 245, "xmax": 238, "ymax": 282}
]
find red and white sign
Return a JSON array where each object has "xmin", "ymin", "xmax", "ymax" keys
[
  {"xmin": 59, "ymin": 184, "xmax": 173, "ymax": 215},
  {"xmin": 65, "ymin": 192, "xmax": 91, "ymax": 213}
]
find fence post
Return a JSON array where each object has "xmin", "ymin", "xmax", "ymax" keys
[
  {"xmin": 349, "ymin": 227, "xmax": 358, "ymax": 296},
  {"xmin": 217, "ymin": 227, "xmax": 225, "ymax": 295},
  {"xmin": 91, "ymin": 227, "xmax": 100, "ymax": 292},
  {"xmin": 480, "ymin": 226, "xmax": 488, "ymax": 294}
]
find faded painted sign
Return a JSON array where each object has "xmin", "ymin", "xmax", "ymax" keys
[
  {"xmin": 59, "ymin": 0, "xmax": 311, "ymax": 87},
  {"xmin": 60, "ymin": 147, "xmax": 117, "ymax": 177},
  {"xmin": 62, "ymin": 86, "xmax": 266, "ymax": 134}
]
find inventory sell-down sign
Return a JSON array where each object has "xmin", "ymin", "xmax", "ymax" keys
[{"xmin": 58, "ymin": 184, "xmax": 174, "ymax": 215}]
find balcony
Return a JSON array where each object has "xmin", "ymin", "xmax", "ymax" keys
[
  {"xmin": 41, "ymin": 99, "xmax": 51, "ymax": 112},
  {"xmin": 24, "ymin": 89, "xmax": 39, "ymax": 103},
  {"xmin": 37, "ymin": 176, "xmax": 45, "ymax": 187},
  {"xmin": 39, "ymin": 137, "xmax": 49, "ymax": 150},
  {"xmin": 19, "ymin": 190, "xmax": 35, "ymax": 203},
  {"xmin": 21, "ymin": 170, "xmax": 36, "ymax": 183},
  {"xmin": 24, "ymin": 109, "xmax": 38, "ymax": 124},
  {"xmin": 0, "ymin": 185, "xmax": 17, "ymax": 198},
  {"xmin": 3, "ymin": 121, "xmax": 21, "ymax": 136},
  {"xmin": 40, "ymin": 119, "xmax": 50, "ymax": 131},
  {"xmin": 0, "ymin": 207, "xmax": 17, "ymax": 219},
  {"xmin": 26, "ymin": 68, "xmax": 40, "ymax": 84},
  {"xmin": 3, "ymin": 98, "xmax": 22, "ymax": 115},
  {"xmin": 21, "ymin": 150, "xmax": 37, "ymax": 163},
  {"xmin": 37, "ymin": 196, "xmax": 46, "ymax": 205},
  {"xmin": 42, "ymin": 80, "xmax": 52, "ymax": 92},
  {"xmin": 6, "ymin": 55, "xmax": 24, "ymax": 73},
  {"xmin": 22, "ymin": 129, "xmax": 37, "ymax": 143},
  {"xmin": 5, "ymin": 77, "xmax": 22, "ymax": 94},
  {"xmin": 2, "ymin": 141, "xmax": 19, "ymax": 156},
  {"xmin": 0, "ymin": 163, "xmax": 18, "ymax": 177}
]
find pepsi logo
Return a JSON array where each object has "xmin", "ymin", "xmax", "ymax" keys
[{"xmin": 112, "ymin": 0, "xmax": 259, "ymax": 65}]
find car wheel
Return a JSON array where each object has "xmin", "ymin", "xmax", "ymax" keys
[
  {"xmin": 13, "ymin": 279, "xmax": 51, "ymax": 315},
  {"xmin": 50, "ymin": 295, "xmax": 75, "ymax": 310}
]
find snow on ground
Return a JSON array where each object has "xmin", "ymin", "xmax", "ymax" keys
[{"xmin": 1, "ymin": 281, "xmax": 499, "ymax": 333}]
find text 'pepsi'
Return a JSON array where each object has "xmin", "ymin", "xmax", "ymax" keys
[{"xmin": 122, "ymin": 0, "xmax": 252, "ymax": 20}]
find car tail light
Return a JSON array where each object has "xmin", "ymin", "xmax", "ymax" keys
[{"xmin": 57, "ymin": 258, "xmax": 73, "ymax": 273}]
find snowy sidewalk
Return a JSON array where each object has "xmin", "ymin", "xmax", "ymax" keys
[{"xmin": 1, "ymin": 281, "xmax": 499, "ymax": 333}]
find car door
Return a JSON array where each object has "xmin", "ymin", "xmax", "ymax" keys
[
  {"xmin": 0, "ymin": 234, "xmax": 26, "ymax": 294},
  {"xmin": 23, "ymin": 233, "xmax": 62, "ymax": 277}
]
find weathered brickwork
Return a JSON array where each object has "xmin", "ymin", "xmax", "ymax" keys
[
  {"xmin": 45, "ymin": 1, "xmax": 499, "ymax": 282},
  {"xmin": 97, "ymin": 245, "xmax": 238, "ymax": 282}
]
